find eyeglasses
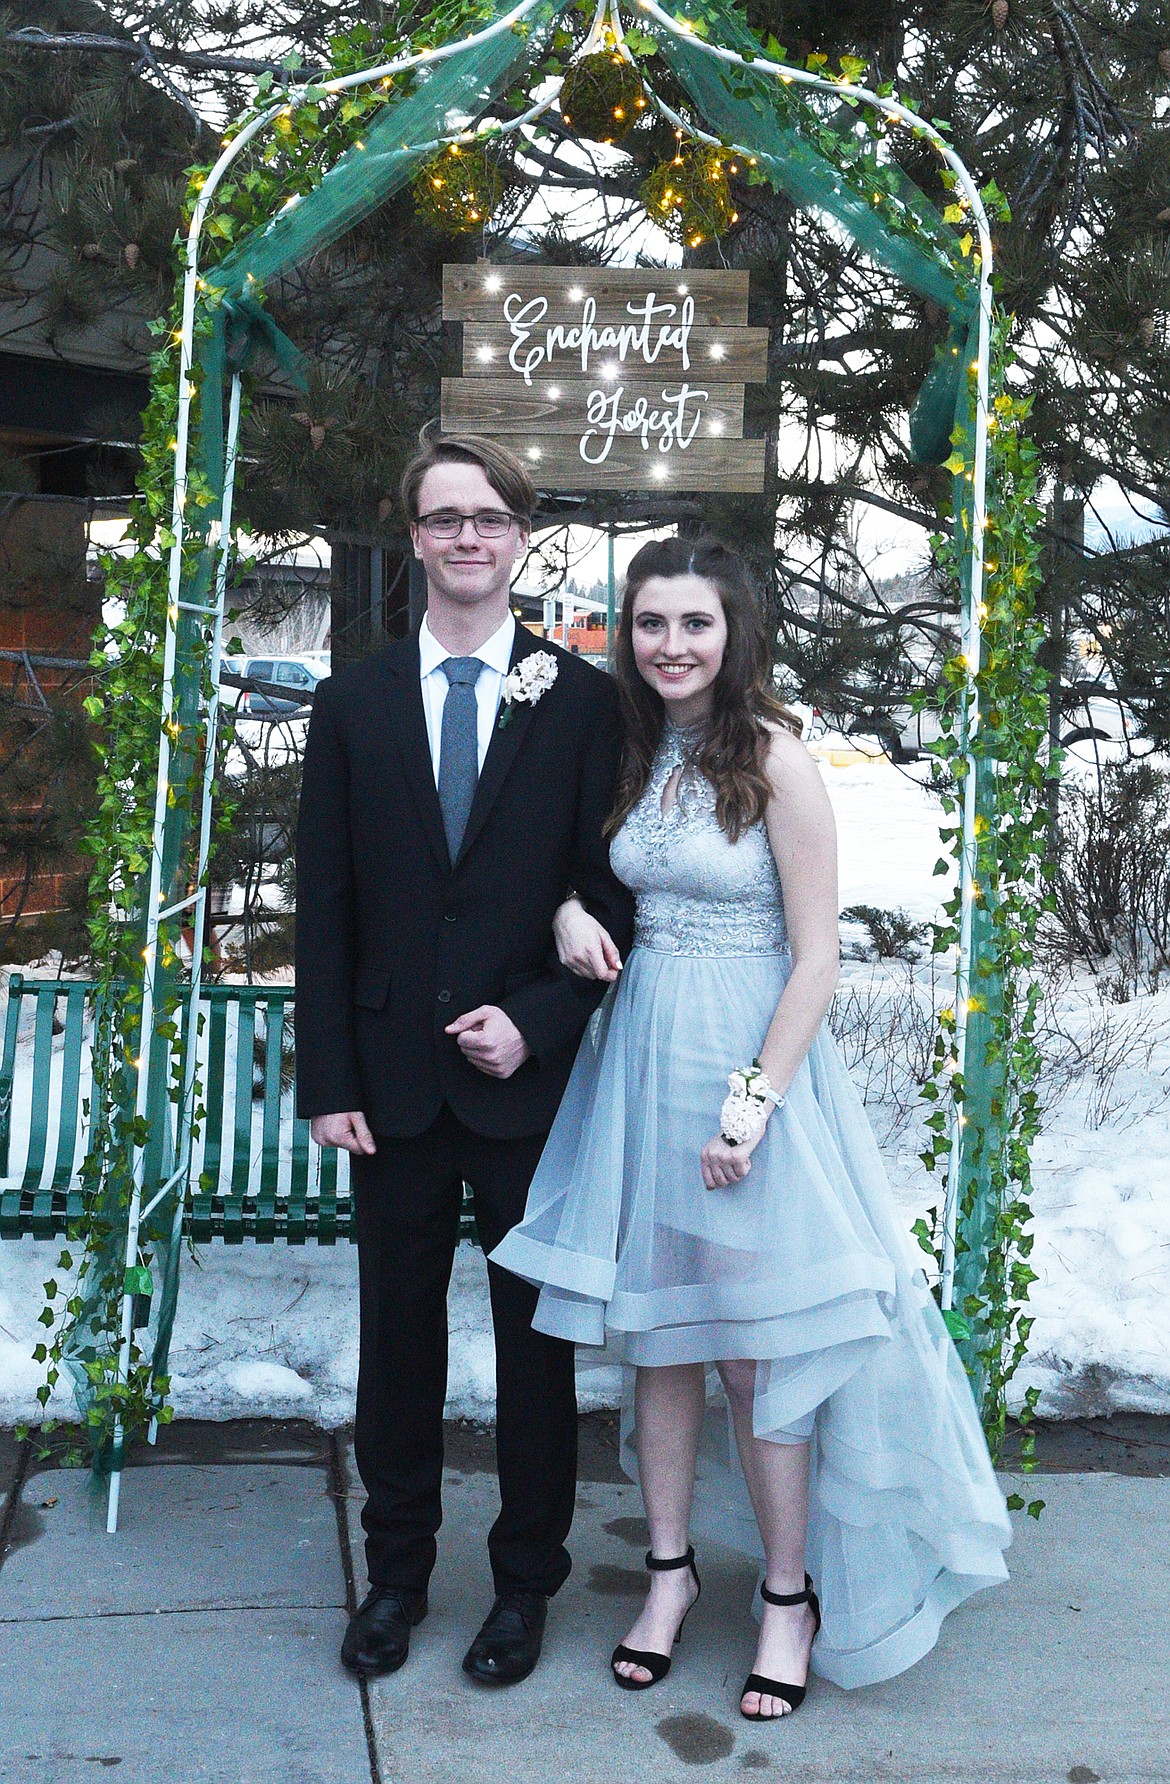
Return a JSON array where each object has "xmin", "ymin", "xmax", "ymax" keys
[{"xmin": 416, "ymin": 508, "xmax": 518, "ymax": 540}]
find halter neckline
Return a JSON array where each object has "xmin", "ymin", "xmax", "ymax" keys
[{"xmin": 663, "ymin": 714, "xmax": 709, "ymax": 748}]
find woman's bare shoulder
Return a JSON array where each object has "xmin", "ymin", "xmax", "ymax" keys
[{"xmin": 760, "ymin": 719, "xmax": 822, "ymax": 786}]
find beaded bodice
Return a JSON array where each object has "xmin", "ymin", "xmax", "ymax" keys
[{"xmin": 609, "ymin": 720, "xmax": 789, "ymax": 957}]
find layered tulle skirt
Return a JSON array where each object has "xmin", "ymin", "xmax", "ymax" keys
[{"xmin": 489, "ymin": 945, "xmax": 1011, "ymax": 1687}]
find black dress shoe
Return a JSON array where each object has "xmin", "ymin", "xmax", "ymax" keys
[
  {"xmin": 341, "ymin": 1585, "xmax": 427, "ymax": 1678},
  {"xmin": 461, "ymin": 1589, "xmax": 548, "ymax": 1685}
]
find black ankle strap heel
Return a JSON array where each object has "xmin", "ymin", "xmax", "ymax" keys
[
  {"xmin": 740, "ymin": 1572, "xmax": 821, "ymax": 1721},
  {"xmin": 610, "ymin": 1545, "xmax": 702, "ymax": 1691}
]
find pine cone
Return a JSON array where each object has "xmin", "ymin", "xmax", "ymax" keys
[
  {"xmin": 81, "ymin": 242, "xmax": 104, "ymax": 260},
  {"xmin": 1159, "ymin": 47, "xmax": 1170, "ymax": 75},
  {"xmin": 377, "ymin": 496, "xmax": 395, "ymax": 524},
  {"xmin": 1157, "ymin": 207, "xmax": 1170, "ymax": 223},
  {"xmin": 123, "ymin": 242, "xmax": 141, "ymax": 269},
  {"xmin": 1138, "ymin": 316, "xmax": 1156, "ymax": 348},
  {"xmin": 114, "ymin": 157, "xmax": 137, "ymax": 174},
  {"xmin": 310, "ymin": 423, "xmax": 327, "ymax": 450},
  {"xmin": 991, "ymin": 0, "xmax": 1008, "ymax": 28}
]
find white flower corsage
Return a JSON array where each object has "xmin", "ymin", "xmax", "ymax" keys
[
  {"xmin": 719, "ymin": 1059, "xmax": 784, "ymax": 1146},
  {"xmin": 498, "ymin": 651, "xmax": 558, "ymax": 728}
]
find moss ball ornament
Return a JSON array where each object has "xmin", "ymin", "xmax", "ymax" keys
[
  {"xmin": 412, "ymin": 144, "xmax": 503, "ymax": 234},
  {"xmin": 559, "ymin": 51, "xmax": 646, "ymax": 144},
  {"xmin": 640, "ymin": 140, "xmax": 740, "ymax": 248}
]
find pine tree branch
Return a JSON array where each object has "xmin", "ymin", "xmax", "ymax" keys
[{"xmin": 2, "ymin": 26, "xmax": 318, "ymax": 82}]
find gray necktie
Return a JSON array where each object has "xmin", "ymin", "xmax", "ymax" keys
[{"xmin": 438, "ymin": 656, "xmax": 483, "ymax": 860}]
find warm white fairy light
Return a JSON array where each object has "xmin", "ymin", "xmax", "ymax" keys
[
  {"xmin": 709, "ymin": 342, "xmax": 726, "ymax": 359},
  {"xmin": 483, "ymin": 273, "xmax": 502, "ymax": 293},
  {"xmin": 651, "ymin": 462, "xmax": 669, "ymax": 480},
  {"xmin": 708, "ymin": 419, "xmax": 724, "ymax": 435},
  {"xmin": 677, "ymin": 282, "xmax": 689, "ymax": 294},
  {"xmin": 600, "ymin": 362, "xmax": 618, "ymax": 380},
  {"xmin": 547, "ymin": 385, "xmax": 561, "ymax": 400},
  {"xmin": 476, "ymin": 344, "xmax": 494, "ymax": 362},
  {"xmin": 567, "ymin": 285, "xmax": 584, "ymax": 302}
]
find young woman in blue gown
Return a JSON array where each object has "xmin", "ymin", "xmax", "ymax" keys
[{"xmin": 490, "ymin": 538, "xmax": 1010, "ymax": 1720}]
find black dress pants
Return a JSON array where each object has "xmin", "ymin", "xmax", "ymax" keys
[{"xmin": 350, "ymin": 1104, "xmax": 578, "ymax": 1597}]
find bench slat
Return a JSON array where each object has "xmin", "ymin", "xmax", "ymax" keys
[
  {"xmin": 51, "ymin": 984, "xmax": 89, "ymax": 1192},
  {"xmin": 201, "ymin": 998, "xmax": 228, "ymax": 1191},
  {"xmin": 255, "ymin": 998, "xmax": 285, "ymax": 1242},
  {"xmin": 24, "ymin": 989, "xmax": 56, "ymax": 1196},
  {"xmin": 229, "ymin": 995, "xmax": 255, "ymax": 1208},
  {"xmin": 0, "ymin": 970, "xmax": 22, "ymax": 1181}
]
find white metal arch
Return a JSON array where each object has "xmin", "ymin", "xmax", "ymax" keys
[{"xmin": 110, "ymin": 0, "xmax": 993, "ymax": 1529}]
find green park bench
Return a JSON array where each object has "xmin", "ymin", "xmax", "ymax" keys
[{"xmin": 0, "ymin": 974, "xmax": 354, "ymax": 1244}]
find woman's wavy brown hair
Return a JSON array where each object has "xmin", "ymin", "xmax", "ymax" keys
[{"xmin": 606, "ymin": 536, "xmax": 801, "ymax": 843}]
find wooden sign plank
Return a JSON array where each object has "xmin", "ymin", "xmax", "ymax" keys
[
  {"xmin": 443, "ymin": 262, "xmax": 749, "ymax": 327},
  {"xmin": 461, "ymin": 323, "xmax": 768, "ymax": 384},
  {"xmin": 506, "ymin": 436, "xmax": 766, "ymax": 492},
  {"xmin": 442, "ymin": 377, "xmax": 745, "ymax": 440}
]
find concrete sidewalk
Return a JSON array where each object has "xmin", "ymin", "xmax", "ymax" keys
[{"xmin": 2, "ymin": 1417, "xmax": 1168, "ymax": 1784}]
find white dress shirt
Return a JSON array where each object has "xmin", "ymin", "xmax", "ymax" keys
[{"xmin": 418, "ymin": 611, "xmax": 516, "ymax": 784}]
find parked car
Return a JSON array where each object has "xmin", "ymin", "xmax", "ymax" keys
[
  {"xmin": 846, "ymin": 705, "xmax": 939, "ymax": 764},
  {"xmin": 847, "ymin": 693, "xmax": 1143, "ymax": 765},
  {"xmin": 233, "ymin": 655, "xmax": 327, "ymax": 715}
]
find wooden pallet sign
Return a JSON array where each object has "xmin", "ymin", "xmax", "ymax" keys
[{"xmin": 441, "ymin": 264, "xmax": 767, "ymax": 493}]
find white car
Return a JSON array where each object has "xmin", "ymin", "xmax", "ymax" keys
[{"xmin": 846, "ymin": 694, "xmax": 1143, "ymax": 764}]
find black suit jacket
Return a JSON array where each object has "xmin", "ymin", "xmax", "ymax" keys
[{"xmin": 294, "ymin": 623, "xmax": 635, "ymax": 1138}]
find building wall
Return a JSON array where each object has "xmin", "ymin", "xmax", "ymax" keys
[{"xmin": 0, "ymin": 498, "xmax": 100, "ymax": 922}]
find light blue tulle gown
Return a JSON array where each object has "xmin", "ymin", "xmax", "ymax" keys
[{"xmin": 490, "ymin": 718, "xmax": 1011, "ymax": 1688}]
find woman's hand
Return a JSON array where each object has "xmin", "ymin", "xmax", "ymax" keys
[
  {"xmin": 553, "ymin": 897, "xmax": 623, "ymax": 981},
  {"xmin": 701, "ymin": 1118, "xmax": 767, "ymax": 1190}
]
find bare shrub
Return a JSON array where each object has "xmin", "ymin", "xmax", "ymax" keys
[
  {"xmin": 1033, "ymin": 979, "xmax": 1170, "ymax": 1131},
  {"xmin": 1043, "ymin": 762, "xmax": 1170, "ymax": 998},
  {"xmin": 831, "ymin": 959, "xmax": 941, "ymax": 1140}
]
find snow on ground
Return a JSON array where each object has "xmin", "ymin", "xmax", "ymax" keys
[{"xmin": 2, "ymin": 751, "xmax": 1168, "ymax": 1427}]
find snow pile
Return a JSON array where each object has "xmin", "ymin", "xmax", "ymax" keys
[{"xmin": 1012, "ymin": 981, "xmax": 1170, "ymax": 1416}]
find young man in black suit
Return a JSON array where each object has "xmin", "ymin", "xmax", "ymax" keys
[{"xmin": 295, "ymin": 433, "xmax": 634, "ymax": 1685}]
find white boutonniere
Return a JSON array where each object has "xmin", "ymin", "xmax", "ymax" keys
[{"xmin": 498, "ymin": 651, "xmax": 558, "ymax": 729}]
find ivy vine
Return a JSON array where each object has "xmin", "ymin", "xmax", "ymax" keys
[{"xmin": 911, "ymin": 316, "xmax": 1053, "ymax": 1516}]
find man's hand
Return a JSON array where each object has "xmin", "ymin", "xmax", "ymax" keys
[
  {"xmin": 310, "ymin": 1110, "xmax": 377, "ymax": 1155},
  {"xmin": 445, "ymin": 1005, "xmax": 531, "ymax": 1078}
]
